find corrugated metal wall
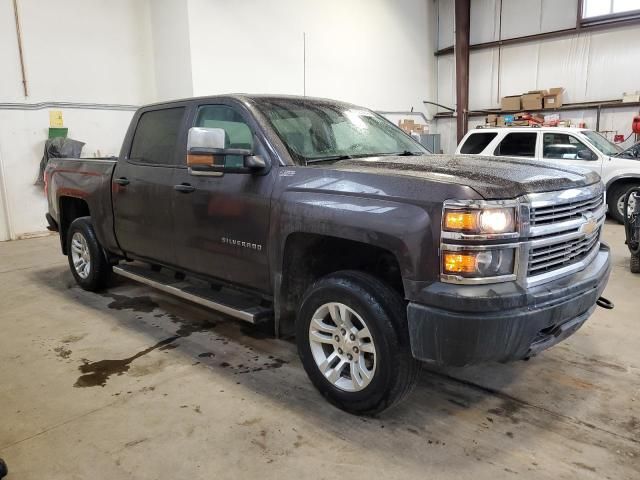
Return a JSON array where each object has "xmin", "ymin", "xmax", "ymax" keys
[{"xmin": 433, "ymin": 0, "xmax": 640, "ymax": 153}]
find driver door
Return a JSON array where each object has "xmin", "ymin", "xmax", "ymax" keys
[
  {"xmin": 171, "ymin": 103, "xmax": 275, "ymax": 292},
  {"xmin": 540, "ymin": 132, "xmax": 603, "ymax": 175}
]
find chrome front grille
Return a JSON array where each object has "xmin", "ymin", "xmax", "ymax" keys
[
  {"xmin": 525, "ymin": 184, "xmax": 606, "ymax": 286},
  {"xmin": 530, "ymin": 194, "xmax": 604, "ymax": 226},
  {"xmin": 528, "ymin": 227, "xmax": 601, "ymax": 276}
]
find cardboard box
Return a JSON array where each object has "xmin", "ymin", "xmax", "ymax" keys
[
  {"xmin": 501, "ymin": 95, "xmax": 521, "ymax": 111},
  {"xmin": 398, "ymin": 119, "xmax": 427, "ymax": 134},
  {"xmin": 496, "ymin": 116, "xmax": 505, "ymax": 126},
  {"xmin": 522, "ymin": 92, "xmax": 544, "ymax": 111},
  {"xmin": 543, "ymin": 87, "xmax": 564, "ymax": 109},
  {"xmin": 543, "ymin": 95, "xmax": 562, "ymax": 108}
]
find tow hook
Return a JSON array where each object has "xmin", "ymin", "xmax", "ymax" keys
[{"xmin": 596, "ymin": 296, "xmax": 614, "ymax": 310}]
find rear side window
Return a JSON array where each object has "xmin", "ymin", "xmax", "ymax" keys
[
  {"xmin": 130, "ymin": 107, "xmax": 185, "ymax": 165},
  {"xmin": 460, "ymin": 132, "xmax": 498, "ymax": 154},
  {"xmin": 494, "ymin": 132, "xmax": 537, "ymax": 157}
]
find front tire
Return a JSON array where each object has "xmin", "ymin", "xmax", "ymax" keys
[
  {"xmin": 608, "ymin": 183, "xmax": 638, "ymax": 224},
  {"xmin": 631, "ymin": 254, "xmax": 640, "ymax": 274},
  {"xmin": 67, "ymin": 217, "xmax": 112, "ymax": 291},
  {"xmin": 296, "ymin": 271, "xmax": 420, "ymax": 415}
]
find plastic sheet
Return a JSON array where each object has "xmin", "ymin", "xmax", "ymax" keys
[{"xmin": 35, "ymin": 137, "xmax": 85, "ymax": 186}]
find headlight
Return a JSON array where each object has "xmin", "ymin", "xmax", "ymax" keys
[
  {"xmin": 443, "ymin": 207, "xmax": 515, "ymax": 235},
  {"xmin": 442, "ymin": 249, "xmax": 515, "ymax": 278}
]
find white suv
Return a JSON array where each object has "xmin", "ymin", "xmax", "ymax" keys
[{"xmin": 455, "ymin": 127, "xmax": 640, "ymax": 222}]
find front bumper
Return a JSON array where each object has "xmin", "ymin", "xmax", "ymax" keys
[{"xmin": 406, "ymin": 243, "xmax": 611, "ymax": 367}]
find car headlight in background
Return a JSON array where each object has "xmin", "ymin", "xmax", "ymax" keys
[
  {"xmin": 443, "ymin": 207, "xmax": 515, "ymax": 235},
  {"xmin": 442, "ymin": 249, "xmax": 515, "ymax": 278}
]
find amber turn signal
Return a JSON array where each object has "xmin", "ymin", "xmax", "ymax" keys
[
  {"xmin": 443, "ymin": 252, "xmax": 477, "ymax": 274},
  {"xmin": 443, "ymin": 211, "xmax": 479, "ymax": 231}
]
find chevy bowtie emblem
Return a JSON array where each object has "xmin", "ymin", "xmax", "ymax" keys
[{"xmin": 580, "ymin": 215, "xmax": 598, "ymax": 235}]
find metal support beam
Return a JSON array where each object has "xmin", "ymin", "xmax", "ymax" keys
[
  {"xmin": 454, "ymin": 0, "xmax": 470, "ymax": 144},
  {"xmin": 435, "ymin": 14, "xmax": 640, "ymax": 56}
]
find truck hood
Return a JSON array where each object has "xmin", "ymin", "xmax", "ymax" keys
[{"xmin": 322, "ymin": 154, "xmax": 601, "ymax": 199}]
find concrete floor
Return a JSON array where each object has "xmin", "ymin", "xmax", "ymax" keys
[{"xmin": 0, "ymin": 222, "xmax": 638, "ymax": 480}]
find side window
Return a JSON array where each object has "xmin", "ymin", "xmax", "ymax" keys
[
  {"xmin": 542, "ymin": 133, "xmax": 597, "ymax": 160},
  {"xmin": 129, "ymin": 107, "xmax": 185, "ymax": 165},
  {"xmin": 494, "ymin": 132, "xmax": 537, "ymax": 157},
  {"xmin": 195, "ymin": 105, "xmax": 253, "ymax": 168},
  {"xmin": 460, "ymin": 132, "xmax": 498, "ymax": 154}
]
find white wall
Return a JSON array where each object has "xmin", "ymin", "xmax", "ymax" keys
[
  {"xmin": 150, "ymin": 0, "xmax": 193, "ymax": 101},
  {"xmin": 188, "ymin": 0, "xmax": 437, "ymax": 115},
  {"xmin": 0, "ymin": 0, "xmax": 155, "ymax": 240},
  {"xmin": 434, "ymin": 0, "xmax": 640, "ymax": 153}
]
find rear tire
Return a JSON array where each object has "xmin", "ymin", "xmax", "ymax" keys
[
  {"xmin": 296, "ymin": 270, "xmax": 420, "ymax": 415},
  {"xmin": 0, "ymin": 458, "xmax": 7, "ymax": 478},
  {"xmin": 631, "ymin": 254, "xmax": 640, "ymax": 274},
  {"xmin": 67, "ymin": 217, "xmax": 112, "ymax": 291},
  {"xmin": 608, "ymin": 183, "xmax": 639, "ymax": 224}
]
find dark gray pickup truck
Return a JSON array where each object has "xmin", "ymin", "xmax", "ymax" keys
[{"xmin": 45, "ymin": 94, "xmax": 611, "ymax": 414}]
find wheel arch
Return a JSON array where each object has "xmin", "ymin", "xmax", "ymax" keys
[
  {"xmin": 58, "ymin": 196, "xmax": 90, "ymax": 254},
  {"xmin": 275, "ymin": 232, "xmax": 408, "ymax": 336},
  {"xmin": 606, "ymin": 174, "xmax": 640, "ymax": 191}
]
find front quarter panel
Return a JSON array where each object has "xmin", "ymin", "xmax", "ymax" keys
[
  {"xmin": 269, "ymin": 166, "xmax": 481, "ymax": 285},
  {"xmin": 603, "ymin": 156, "xmax": 640, "ymax": 187}
]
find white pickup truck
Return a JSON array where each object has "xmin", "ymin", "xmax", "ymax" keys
[{"xmin": 456, "ymin": 127, "xmax": 640, "ymax": 222}]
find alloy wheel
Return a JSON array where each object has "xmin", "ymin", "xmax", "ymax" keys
[
  {"xmin": 308, "ymin": 302, "xmax": 377, "ymax": 392},
  {"xmin": 71, "ymin": 231, "xmax": 91, "ymax": 279}
]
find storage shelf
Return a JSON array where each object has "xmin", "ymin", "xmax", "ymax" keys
[{"xmin": 434, "ymin": 99, "xmax": 640, "ymax": 119}]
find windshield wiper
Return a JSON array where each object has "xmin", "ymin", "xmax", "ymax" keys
[
  {"xmin": 305, "ymin": 151, "xmax": 423, "ymax": 164},
  {"xmin": 377, "ymin": 151, "xmax": 423, "ymax": 156},
  {"xmin": 306, "ymin": 155, "xmax": 356, "ymax": 164}
]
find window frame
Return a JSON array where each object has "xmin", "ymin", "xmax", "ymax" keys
[
  {"xmin": 493, "ymin": 131, "xmax": 539, "ymax": 158},
  {"xmin": 193, "ymin": 105, "xmax": 255, "ymax": 151},
  {"xmin": 459, "ymin": 132, "xmax": 499, "ymax": 155},
  {"xmin": 127, "ymin": 105, "xmax": 189, "ymax": 168},
  {"xmin": 580, "ymin": 0, "xmax": 640, "ymax": 26},
  {"xmin": 188, "ymin": 98, "xmax": 281, "ymax": 172},
  {"xmin": 541, "ymin": 132, "xmax": 600, "ymax": 161}
]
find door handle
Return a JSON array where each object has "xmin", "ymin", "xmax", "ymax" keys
[
  {"xmin": 114, "ymin": 177, "xmax": 130, "ymax": 186},
  {"xmin": 174, "ymin": 183, "xmax": 196, "ymax": 193}
]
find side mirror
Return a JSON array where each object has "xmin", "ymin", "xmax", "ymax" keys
[
  {"xmin": 577, "ymin": 149, "xmax": 597, "ymax": 161},
  {"xmin": 186, "ymin": 127, "xmax": 263, "ymax": 173},
  {"xmin": 244, "ymin": 155, "xmax": 266, "ymax": 169}
]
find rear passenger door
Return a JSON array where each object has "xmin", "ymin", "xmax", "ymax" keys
[
  {"xmin": 112, "ymin": 105, "xmax": 188, "ymax": 265},
  {"xmin": 493, "ymin": 132, "xmax": 538, "ymax": 159},
  {"xmin": 540, "ymin": 132, "xmax": 602, "ymax": 175}
]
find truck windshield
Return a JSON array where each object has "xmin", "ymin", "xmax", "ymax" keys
[
  {"xmin": 256, "ymin": 99, "xmax": 428, "ymax": 164},
  {"xmin": 581, "ymin": 130, "xmax": 623, "ymax": 156}
]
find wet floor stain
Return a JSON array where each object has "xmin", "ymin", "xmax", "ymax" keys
[
  {"xmin": 487, "ymin": 399, "xmax": 522, "ymax": 425},
  {"xmin": 102, "ymin": 293, "xmax": 159, "ymax": 313},
  {"xmin": 216, "ymin": 356, "xmax": 288, "ymax": 375},
  {"xmin": 165, "ymin": 312, "xmax": 215, "ymax": 337},
  {"xmin": 74, "ymin": 336, "xmax": 179, "ymax": 387},
  {"xmin": 53, "ymin": 346, "xmax": 72, "ymax": 359},
  {"xmin": 61, "ymin": 333, "xmax": 87, "ymax": 344}
]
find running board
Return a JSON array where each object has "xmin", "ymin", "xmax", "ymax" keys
[{"xmin": 113, "ymin": 264, "xmax": 272, "ymax": 324}]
